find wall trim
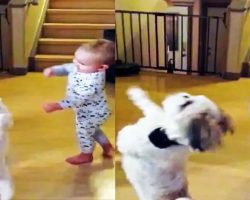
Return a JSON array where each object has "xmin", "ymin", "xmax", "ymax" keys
[
  {"xmin": 170, "ymin": 0, "xmax": 195, "ymax": 6},
  {"xmin": 229, "ymin": 7, "xmax": 249, "ymax": 12},
  {"xmin": 9, "ymin": 0, "xmax": 36, "ymax": 8}
]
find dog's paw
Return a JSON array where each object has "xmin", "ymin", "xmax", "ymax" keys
[
  {"xmin": 0, "ymin": 179, "xmax": 14, "ymax": 200},
  {"xmin": 127, "ymin": 86, "xmax": 147, "ymax": 100}
]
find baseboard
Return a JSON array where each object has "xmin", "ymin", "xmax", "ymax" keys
[
  {"xmin": 222, "ymin": 72, "xmax": 240, "ymax": 80},
  {"xmin": 28, "ymin": 57, "xmax": 36, "ymax": 71},
  {"xmin": 9, "ymin": 67, "xmax": 28, "ymax": 75},
  {"xmin": 241, "ymin": 62, "xmax": 250, "ymax": 77}
]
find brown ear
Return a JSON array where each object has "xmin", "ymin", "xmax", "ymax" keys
[{"xmin": 218, "ymin": 110, "xmax": 234, "ymax": 134}]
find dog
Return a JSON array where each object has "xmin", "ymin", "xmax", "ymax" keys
[
  {"xmin": 0, "ymin": 98, "xmax": 13, "ymax": 200},
  {"xmin": 117, "ymin": 87, "xmax": 233, "ymax": 200}
]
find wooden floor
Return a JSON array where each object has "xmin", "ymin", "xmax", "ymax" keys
[
  {"xmin": 116, "ymin": 71, "xmax": 250, "ymax": 200},
  {"xmin": 0, "ymin": 72, "xmax": 115, "ymax": 199}
]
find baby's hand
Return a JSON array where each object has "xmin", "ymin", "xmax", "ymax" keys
[{"xmin": 43, "ymin": 68, "xmax": 54, "ymax": 77}]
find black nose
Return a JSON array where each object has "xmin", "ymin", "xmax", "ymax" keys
[{"xmin": 148, "ymin": 127, "xmax": 181, "ymax": 149}]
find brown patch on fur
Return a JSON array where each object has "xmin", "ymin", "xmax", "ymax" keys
[
  {"xmin": 192, "ymin": 110, "xmax": 234, "ymax": 151},
  {"xmin": 218, "ymin": 109, "xmax": 234, "ymax": 134},
  {"xmin": 161, "ymin": 182, "xmax": 190, "ymax": 200}
]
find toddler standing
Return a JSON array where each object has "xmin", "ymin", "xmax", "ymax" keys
[{"xmin": 43, "ymin": 39, "xmax": 115, "ymax": 165}]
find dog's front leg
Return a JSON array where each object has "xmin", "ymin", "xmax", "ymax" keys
[{"xmin": 127, "ymin": 87, "xmax": 163, "ymax": 117}]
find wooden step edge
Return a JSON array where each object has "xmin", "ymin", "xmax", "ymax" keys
[
  {"xmin": 35, "ymin": 54, "xmax": 74, "ymax": 61},
  {"xmin": 39, "ymin": 38, "xmax": 97, "ymax": 45},
  {"xmin": 47, "ymin": 9, "xmax": 115, "ymax": 14},
  {"xmin": 43, "ymin": 23, "xmax": 115, "ymax": 29}
]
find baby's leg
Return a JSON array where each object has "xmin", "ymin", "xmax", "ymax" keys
[
  {"xmin": 94, "ymin": 128, "xmax": 114, "ymax": 158},
  {"xmin": 66, "ymin": 111, "xmax": 96, "ymax": 165}
]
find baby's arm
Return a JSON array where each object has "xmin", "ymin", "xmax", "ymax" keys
[
  {"xmin": 43, "ymin": 63, "xmax": 75, "ymax": 77},
  {"xmin": 43, "ymin": 99, "xmax": 72, "ymax": 113},
  {"xmin": 58, "ymin": 98, "xmax": 73, "ymax": 109}
]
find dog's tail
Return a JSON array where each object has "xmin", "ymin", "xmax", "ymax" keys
[{"xmin": 127, "ymin": 87, "xmax": 162, "ymax": 117}]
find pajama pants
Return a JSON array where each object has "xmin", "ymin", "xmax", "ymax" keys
[
  {"xmin": 59, "ymin": 92, "xmax": 111, "ymax": 153},
  {"xmin": 76, "ymin": 110, "xmax": 109, "ymax": 153},
  {"xmin": 74, "ymin": 105, "xmax": 110, "ymax": 153}
]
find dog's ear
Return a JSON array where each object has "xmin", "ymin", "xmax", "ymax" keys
[
  {"xmin": 148, "ymin": 127, "xmax": 181, "ymax": 149},
  {"xmin": 218, "ymin": 110, "xmax": 234, "ymax": 134}
]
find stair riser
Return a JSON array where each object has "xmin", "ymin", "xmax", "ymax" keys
[
  {"xmin": 42, "ymin": 28, "xmax": 104, "ymax": 39},
  {"xmin": 49, "ymin": 0, "xmax": 114, "ymax": 9},
  {"xmin": 38, "ymin": 44, "xmax": 80, "ymax": 55},
  {"xmin": 46, "ymin": 14, "xmax": 115, "ymax": 24}
]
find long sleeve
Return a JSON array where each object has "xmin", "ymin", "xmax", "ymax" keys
[{"xmin": 51, "ymin": 63, "xmax": 75, "ymax": 76}]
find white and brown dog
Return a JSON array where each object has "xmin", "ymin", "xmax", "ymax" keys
[
  {"xmin": 0, "ymin": 99, "xmax": 13, "ymax": 200},
  {"xmin": 117, "ymin": 87, "xmax": 233, "ymax": 200}
]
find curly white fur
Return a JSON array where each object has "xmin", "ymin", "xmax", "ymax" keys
[
  {"xmin": 0, "ymin": 99, "xmax": 13, "ymax": 200},
  {"xmin": 117, "ymin": 87, "xmax": 226, "ymax": 200}
]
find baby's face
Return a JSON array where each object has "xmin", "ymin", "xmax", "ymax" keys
[{"xmin": 73, "ymin": 48, "xmax": 106, "ymax": 73}]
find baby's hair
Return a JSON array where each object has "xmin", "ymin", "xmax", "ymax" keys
[{"xmin": 78, "ymin": 39, "xmax": 115, "ymax": 65}]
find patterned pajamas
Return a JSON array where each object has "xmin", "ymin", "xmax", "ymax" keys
[{"xmin": 51, "ymin": 64, "xmax": 111, "ymax": 153}]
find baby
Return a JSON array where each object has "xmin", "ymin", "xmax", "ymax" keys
[{"xmin": 43, "ymin": 39, "xmax": 115, "ymax": 165}]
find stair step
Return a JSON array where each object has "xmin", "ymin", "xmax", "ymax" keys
[
  {"xmin": 49, "ymin": 0, "xmax": 115, "ymax": 9},
  {"xmin": 42, "ymin": 23, "xmax": 115, "ymax": 39},
  {"xmin": 35, "ymin": 54, "xmax": 74, "ymax": 61},
  {"xmin": 39, "ymin": 38, "xmax": 97, "ymax": 44},
  {"xmin": 38, "ymin": 38, "xmax": 97, "ymax": 54},
  {"xmin": 34, "ymin": 54, "xmax": 74, "ymax": 70},
  {"xmin": 46, "ymin": 9, "xmax": 115, "ymax": 24},
  {"xmin": 43, "ymin": 23, "xmax": 115, "ymax": 29}
]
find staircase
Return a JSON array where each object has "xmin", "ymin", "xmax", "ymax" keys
[{"xmin": 33, "ymin": 0, "xmax": 115, "ymax": 70}]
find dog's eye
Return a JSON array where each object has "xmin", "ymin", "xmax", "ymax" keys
[
  {"xmin": 183, "ymin": 95, "xmax": 190, "ymax": 98},
  {"xmin": 180, "ymin": 100, "xmax": 193, "ymax": 110}
]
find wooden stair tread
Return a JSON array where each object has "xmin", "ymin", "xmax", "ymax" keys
[
  {"xmin": 35, "ymin": 54, "xmax": 74, "ymax": 61},
  {"xmin": 43, "ymin": 23, "xmax": 115, "ymax": 28},
  {"xmin": 47, "ymin": 9, "xmax": 115, "ymax": 14},
  {"xmin": 49, "ymin": 0, "xmax": 114, "ymax": 10},
  {"xmin": 39, "ymin": 38, "xmax": 97, "ymax": 44}
]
